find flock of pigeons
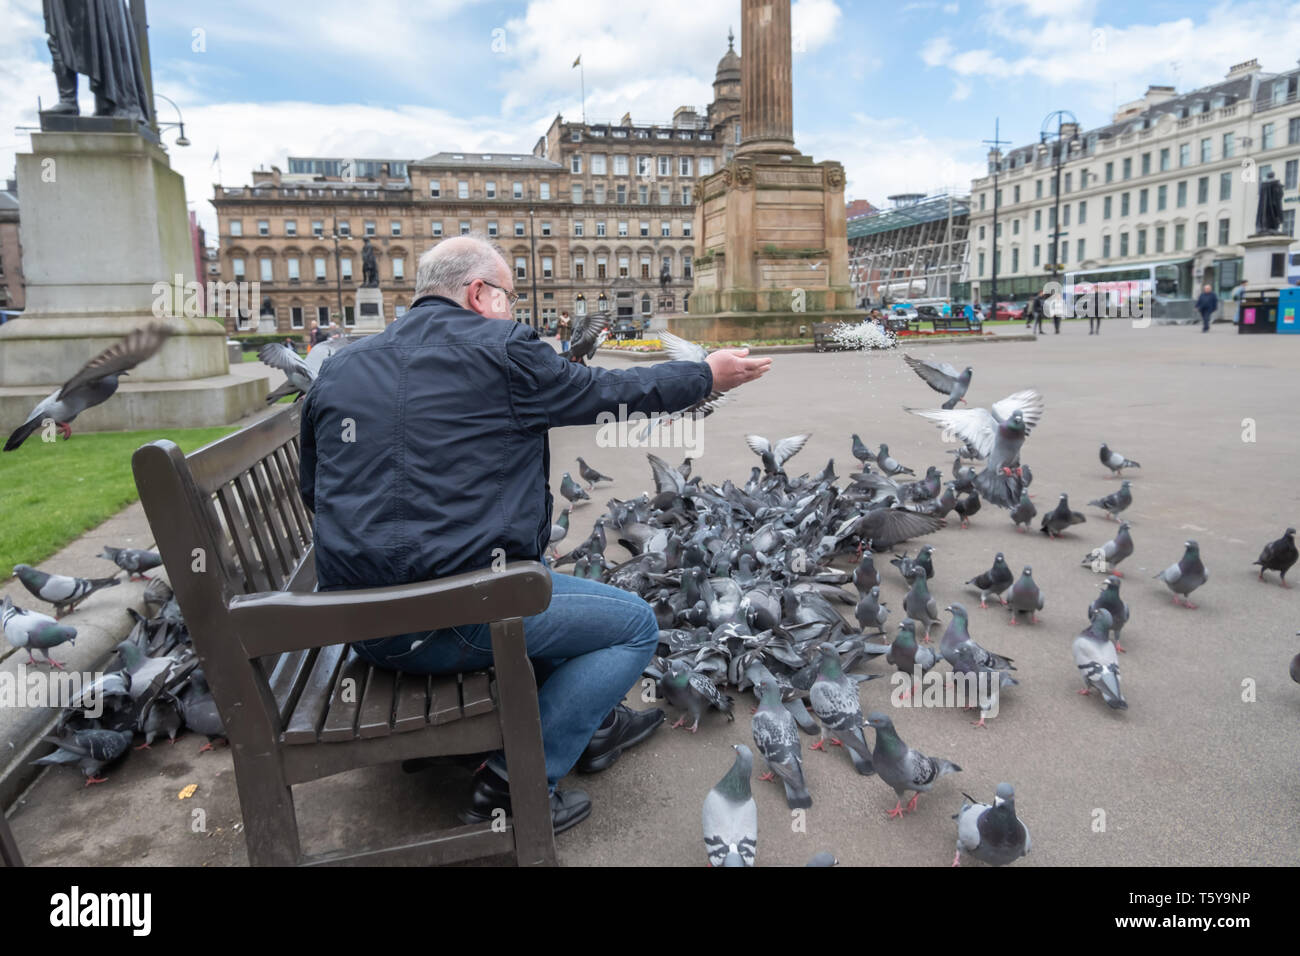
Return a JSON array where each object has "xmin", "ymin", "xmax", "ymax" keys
[{"xmin": 550, "ymin": 343, "xmax": 1298, "ymax": 866}]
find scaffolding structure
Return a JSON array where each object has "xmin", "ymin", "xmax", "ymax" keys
[{"xmin": 847, "ymin": 192, "xmax": 970, "ymax": 305}]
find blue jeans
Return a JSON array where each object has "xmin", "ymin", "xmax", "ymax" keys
[{"xmin": 350, "ymin": 570, "xmax": 659, "ymax": 789}]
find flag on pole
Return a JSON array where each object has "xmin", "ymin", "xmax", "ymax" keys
[
  {"xmin": 211, "ymin": 148, "xmax": 220, "ymax": 167},
  {"xmin": 572, "ymin": 54, "xmax": 581, "ymax": 68}
]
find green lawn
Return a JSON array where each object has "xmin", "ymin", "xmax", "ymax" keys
[{"xmin": 0, "ymin": 426, "xmax": 239, "ymax": 574}]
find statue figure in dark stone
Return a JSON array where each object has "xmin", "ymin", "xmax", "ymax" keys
[
  {"xmin": 1256, "ymin": 171, "xmax": 1285, "ymax": 235},
  {"xmin": 260, "ymin": 296, "xmax": 275, "ymax": 316},
  {"xmin": 43, "ymin": 0, "xmax": 151, "ymax": 121},
  {"xmin": 361, "ymin": 238, "xmax": 379, "ymax": 287},
  {"xmin": 660, "ymin": 264, "xmax": 671, "ymax": 288}
]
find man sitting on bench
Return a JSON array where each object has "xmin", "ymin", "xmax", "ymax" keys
[{"xmin": 298, "ymin": 235, "xmax": 770, "ymax": 834}]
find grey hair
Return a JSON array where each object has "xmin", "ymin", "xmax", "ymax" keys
[{"xmin": 414, "ymin": 233, "xmax": 509, "ymax": 301}]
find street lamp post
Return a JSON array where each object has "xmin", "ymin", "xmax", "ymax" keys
[
  {"xmin": 153, "ymin": 92, "xmax": 190, "ymax": 147},
  {"xmin": 330, "ymin": 215, "xmax": 344, "ymax": 329},
  {"xmin": 1040, "ymin": 110, "xmax": 1080, "ymax": 287},
  {"xmin": 984, "ymin": 119, "xmax": 1010, "ymax": 316},
  {"xmin": 527, "ymin": 197, "xmax": 540, "ymax": 329}
]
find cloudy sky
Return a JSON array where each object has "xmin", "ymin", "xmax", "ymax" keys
[{"xmin": 4, "ymin": 0, "xmax": 1300, "ymax": 236}]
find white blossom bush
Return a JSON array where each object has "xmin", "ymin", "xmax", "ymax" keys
[{"xmin": 829, "ymin": 321, "xmax": 897, "ymax": 351}]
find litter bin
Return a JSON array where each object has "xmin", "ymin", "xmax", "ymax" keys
[
  {"xmin": 1277, "ymin": 287, "xmax": 1300, "ymax": 334},
  {"xmin": 1237, "ymin": 291, "xmax": 1278, "ymax": 334}
]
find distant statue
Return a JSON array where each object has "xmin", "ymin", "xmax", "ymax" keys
[
  {"xmin": 43, "ymin": 0, "xmax": 151, "ymax": 121},
  {"xmin": 260, "ymin": 296, "xmax": 274, "ymax": 316},
  {"xmin": 361, "ymin": 238, "xmax": 379, "ymax": 287},
  {"xmin": 660, "ymin": 264, "xmax": 671, "ymax": 289},
  {"xmin": 1256, "ymin": 172, "xmax": 1285, "ymax": 235}
]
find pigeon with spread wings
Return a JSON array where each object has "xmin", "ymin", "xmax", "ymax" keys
[
  {"xmin": 5, "ymin": 323, "xmax": 173, "ymax": 451},
  {"xmin": 902, "ymin": 355, "xmax": 972, "ymax": 409},
  {"xmin": 745, "ymin": 433, "xmax": 811, "ymax": 477},
  {"xmin": 567, "ymin": 311, "xmax": 612, "ymax": 364}
]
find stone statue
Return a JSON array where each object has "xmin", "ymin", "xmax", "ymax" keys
[
  {"xmin": 260, "ymin": 296, "xmax": 275, "ymax": 316},
  {"xmin": 43, "ymin": 0, "xmax": 151, "ymax": 121},
  {"xmin": 361, "ymin": 238, "xmax": 379, "ymax": 287},
  {"xmin": 1255, "ymin": 172, "xmax": 1285, "ymax": 235},
  {"xmin": 660, "ymin": 264, "xmax": 671, "ymax": 288}
]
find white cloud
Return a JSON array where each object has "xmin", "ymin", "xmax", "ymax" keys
[{"xmin": 951, "ymin": 79, "xmax": 972, "ymax": 101}]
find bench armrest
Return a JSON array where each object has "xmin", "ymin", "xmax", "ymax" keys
[{"xmin": 227, "ymin": 561, "xmax": 552, "ymax": 658}]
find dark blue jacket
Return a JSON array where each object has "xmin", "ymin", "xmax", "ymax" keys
[
  {"xmin": 1195, "ymin": 291, "xmax": 1218, "ymax": 314},
  {"xmin": 299, "ymin": 295, "xmax": 712, "ymax": 590}
]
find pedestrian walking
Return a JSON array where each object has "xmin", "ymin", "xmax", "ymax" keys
[
  {"xmin": 558, "ymin": 310, "xmax": 572, "ymax": 352},
  {"xmin": 1195, "ymin": 284, "xmax": 1218, "ymax": 333},
  {"xmin": 1030, "ymin": 290, "xmax": 1046, "ymax": 334}
]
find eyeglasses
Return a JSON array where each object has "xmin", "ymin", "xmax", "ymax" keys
[{"xmin": 465, "ymin": 278, "xmax": 519, "ymax": 307}]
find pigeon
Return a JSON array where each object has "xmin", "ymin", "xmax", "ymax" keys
[
  {"xmin": 745, "ymin": 433, "xmax": 811, "ymax": 477},
  {"xmin": 903, "ymin": 574, "xmax": 940, "ymax": 642},
  {"xmin": 1082, "ymin": 521, "xmax": 1134, "ymax": 576},
  {"xmin": 137, "ymin": 693, "xmax": 183, "ymax": 749},
  {"xmin": 967, "ymin": 552, "xmax": 1013, "ymax": 609},
  {"xmin": 1073, "ymin": 608, "xmax": 1127, "ymax": 709},
  {"xmin": 864, "ymin": 712, "xmax": 961, "ymax": 818},
  {"xmin": 662, "ymin": 658, "xmax": 734, "ymax": 732},
  {"xmin": 568, "ymin": 311, "xmax": 612, "ymax": 363},
  {"xmin": 98, "ymin": 546, "xmax": 162, "ymax": 579},
  {"xmin": 850, "ymin": 433, "xmax": 873, "ymax": 467},
  {"xmin": 940, "ymin": 602, "xmax": 1017, "ymax": 727},
  {"xmin": 854, "ymin": 586, "xmax": 889, "ymax": 633},
  {"xmin": 1154, "ymin": 540, "xmax": 1208, "ymax": 608},
  {"xmin": 752, "ymin": 678, "xmax": 812, "ymax": 810},
  {"xmin": 1007, "ymin": 566, "xmax": 1044, "ymax": 625},
  {"xmin": 952, "ymin": 782, "xmax": 1031, "ymax": 867},
  {"xmin": 853, "ymin": 551, "xmax": 881, "ymax": 592},
  {"xmin": 1088, "ymin": 480, "xmax": 1132, "ymax": 521},
  {"xmin": 1040, "ymin": 493, "xmax": 1086, "ymax": 538},
  {"xmin": 576, "ymin": 457, "xmax": 614, "ymax": 489},
  {"xmin": 832, "ymin": 504, "xmax": 944, "ymax": 552},
  {"xmin": 559, "ymin": 472, "xmax": 590, "ymax": 505},
  {"xmin": 703, "ymin": 744, "xmax": 757, "ymax": 867},
  {"xmin": 1291, "ymin": 634, "xmax": 1300, "ymax": 685},
  {"xmin": 1253, "ymin": 527, "xmax": 1297, "ymax": 587},
  {"xmin": 806, "ymin": 851, "xmax": 839, "ymax": 866},
  {"xmin": 873, "ymin": 443, "xmax": 915, "ymax": 477},
  {"xmin": 114, "ymin": 640, "xmax": 186, "ymax": 702},
  {"xmin": 180, "ymin": 670, "xmax": 226, "ymax": 752},
  {"xmin": 258, "ymin": 342, "xmax": 314, "ymax": 403},
  {"xmin": 808, "ymin": 643, "xmax": 875, "ymax": 775},
  {"xmin": 11, "ymin": 564, "xmax": 120, "ymax": 617},
  {"xmin": 1090, "ymin": 576, "xmax": 1131, "ymax": 652},
  {"xmin": 32, "ymin": 728, "xmax": 133, "ymax": 785},
  {"xmin": 4, "ymin": 323, "xmax": 173, "ymax": 451},
  {"xmin": 2, "ymin": 594, "xmax": 77, "ymax": 667},
  {"xmin": 954, "ymin": 491, "xmax": 981, "ymax": 528},
  {"xmin": 886, "ymin": 618, "xmax": 940, "ymax": 699},
  {"xmin": 1009, "ymin": 490, "xmax": 1037, "ymax": 532},
  {"xmin": 891, "ymin": 545, "xmax": 935, "ymax": 582},
  {"xmin": 1099, "ymin": 443, "xmax": 1140, "ymax": 477},
  {"xmin": 548, "ymin": 507, "xmax": 571, "ymax": 558},
  {"xmin": 902, "ymin": 354, "xmax": 972, "ymax": 409},
  {"xmin": 650, "ymin": 332, "xmax": 732, "ymax": 428}
]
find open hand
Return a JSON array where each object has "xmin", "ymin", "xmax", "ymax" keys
[{"xmin": 706, "ymin": 348, "xmax": 772, "ymax": 392}]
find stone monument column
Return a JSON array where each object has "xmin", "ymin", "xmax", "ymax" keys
[{"xmin": 737, "ymin": 0, "xmax": 797, "ymax": 156}]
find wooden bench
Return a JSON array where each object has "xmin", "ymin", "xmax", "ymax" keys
[
  {"xmin": 0, "ymin": 813, "xmax": 21, "ymax": 867},
  {"xmin": 812, "ymin": 321, "xmax": 847, "ymax": 351},
  {"xmin": 932, "ymin": 314, "xmax": 982, "ymax": 332},
  {"xmin": 131, "ymin": 404, "xmax": 557, "ymax": 866}
]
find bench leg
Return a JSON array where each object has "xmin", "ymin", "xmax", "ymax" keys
[
  {"xmin": 226, "ymin": 710, "xmax": 303, "ymax": 866},
  {"xmin": 490, "ymin": 618, "xmax": 557, "ymax": 867},
  {"xmin": 0, "ymin": 813, "xmax": 22, "ymax": 867}
]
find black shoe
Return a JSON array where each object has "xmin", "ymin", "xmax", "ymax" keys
[
  {"xmin": 459, "ymin": 767, "xmax": 592, "ymax": 835},
  {"xmin": 575, "ymin": 704, "xmax": 665, "ymax": 773}
]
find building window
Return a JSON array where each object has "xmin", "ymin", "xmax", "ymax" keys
[
  {"xmin": 1013, "ymin": 218, "xmax": 1020, "ymax": 234},
  {"xmin": 1274, "ymin": 79, "xmax": 1289, "ymax": 105},
  {"xmin": 978, "ymin": 251, "xmax": 985, "ymax": 276},
  {"xmin": 457, "ymin": 181, "xmax": 469, "ymax": 199},
  {"xmin": 1119, "ymin": 232, "xmax": 1129, "ymax": 256},
  {"xmin": 1013, "ymin": 185, "xmax": 1020, "ymax": 204},
  {"xmin": 430, "ymin": 180, "xmax": 441, "ymax": 197},
  {"xmin": 596, "ymin": 257, "xmax": 607, "ymax": 278},
  {"xmin": 700, "ymin": 157, "xmax": 714, "ymax": 175},
  {"xmin": 1176, "ymin": 181, "xmax": 1187, "ymax": 207},
  {"xmin": 596, "ymin": 221, "xmax": 606, "ymax": 237},
  {"xmin": 1218, "ymin": 218, "xmax": 1230, "ymax": 244},
  {"xmin": 1196, "ymin": 176, "xmax": 1208, "ymax": 203},
  {"xmin": 679, "ymin": 156, "xmax": 692, "ymax": 177},
  {"xmin": 514, "ymin": 221, "xmax": 525, "ymax": 237},
  {"xmin": 638, "ymin": 184, "xmax": 648, "ymax": 204},
  {"xmin": 1222, "ymin": 132, "xmax": 1234, "ymax": 158},
  {"xmin": 1284, "ymin": 209, "xmax": 1296, "ymax": 236},
  {"xmin": 617, "ymin": 221, "xmax": 628, "ymax": 237},
  {"xmin": 312, "ymin": 221, "xmax": 324, "ymax": 237},
  {"xmin": 284, "ymin": 220, "xmax": 297, "ymax": 237},
  {"xmin": 683, "ymin": 255, "xmax": 693, "ymax": 278},
  {"xmin": 259, "ymin": 258, "xmax": 273, "ymax": 282},
  {"xmin": 591, "ymin": 154, "xmax": 607, "ymax": 175},
  {"xmin": 1157, "ymin": 185, "xmax": 1167, "ymax": 211},
  {"xmin": 640, "ymin": 256, "xmax": 651, "ymax": 279},
  {"xmin": 1174, "ymin": 223, "xmax": 1185, "ymax": 250},
  {"xmin": 571, "ymin": 155, "xmax": 582, "ymax": 174},
  {"xmin": 291, "ymin": 306, "xmax": 303, "ymax": 329},
  {"xmin": 1034, "ymin": 209, "xmax": 1042, "ymax": 231},
  {"xmin": 1139, "ymin": 190, "xmax": 1149, "ymax": 214},
  {"xmin": 574, "ymin": 257, "xmax": 585, "ymax": 278},
  {"xmin": 1262, "ymin": 122, "xmax": 1276, "ymax": 151},
  {"xmin": 573, "ymin": 221, "xmax": 584, "ymax": 237},
  {"xmin": 344, "ymin": 305, "xmax": 355, "ymax": 326},
  {"xmin": 980, "ymin": 193, "xmax": 986, "ymax": 211},
  {"xmin": 1136, "ymin": 228, "xmax": 1146, "ymax": 255},
  {"xmin": 485, "ymin": 181, "xmax": 497, "ymax": 198},
  {"xmin": 392, "ymin": 257, "xmax": 404, "ymax": 280},
  {"xmin": 639, "ymin": 221, "xmax": 650, "ymax": 237},
  {"xmin": 365, "ymin": 220, "xmax": 376, "ymax": 236},
  {"xmin": 1121, "ymin": 192, "xmax": 1130, "ymax": 216},
  {"xmin": 340, "ymin": 258, "xmax": 352, "ymax": 280},
  {"xmin": 682, "ymin": 221, "xmax": 693, "ymax": 238},
  {"xmin": 1287, "ymin": 159, "xmax": 1299, "ymax": 190},
  {"xmin": 488, "ymin": 221, "xmax": 498, "ymax": 237},
  {"xmin": 515, "ymin": 256, "xmax": 526, "ymax": 279},
  {"xmin": 1063, "ymin": 174, "xmax": 1071, "ymax": 194},
  {"xmin": 575, "ymin": 295, "xmax": 586, "ymax": 315},
  {"xmin": 540, "ymin": 182, "xmax": 550, "ymax": 200},
  {"xmin": 287, "ymin": 257, "xmax": 300, "ymax": 281},
  {"xmin": 513, "ymin": 181, "xmax": 523, "ymax": 199},
  {"xmin": 232, "ymin": 256, "xmax": 245, "ymax": 279},
  {"xmin": 1141, "ymin": 153, "xmax": 1151, "ymax": 176},
  {"xmin": 572, "ymin": 184, "xmax": 583, "ymax": 203},
  {"xmin": 1062, "ymin": 206, "xmax": 1069, "ymax": 227},
  {"xmin": 317, "ymin": 305, "xmax": 330, "ymax": 325},
  {"xmin": 1078, "ymin": 200, "xmax": 1087, "ymax": 224},
  {"xmin": 618, "ymin": 256, "xmax": 629, "ymax": 277},
  {"xmin": 594, "ymin": 184, "xmax": 605, "ymax": 203},
  {"xmin": 1103, "ymin": 196, "xmax": 1112, "ymax": 219},
  {"xmin": 638, "ymin": 156, "xmax": 652, "ymax": 177},
  {"xmin": 1289, "ymin": 117, "xmax": 1300, "ymax": 145},
  {"xmin": 1102, "ymin": 235, "xmax": 1111, "ymax": 258},
  {"xmin": 541, "ymin": 221, "xmax": 552, "ymax": 237},
  {"xmin": 641, "ymin": 293, "xmax": 652, "ymax": 316},
  {"xmin": 660, "ymin": 185, "xmax": 671, "ymax": 204},
  {"xmin": 614, "ymin": 155, "xmax": 629, "ymax": 175},
  {"xmin": 1104, "ymin": 161, "xmax": 1113, "ymax": 183},
  {"xmin": 1178, "ymin": 143, "xmax": 1189, "ymax": 167},
  {"xmin": 661, "ymin": 220, "xmax": 671, "ymax": 237},
  {"xmin": 616, "ymin": 184, "xmax": 626, "ymax": 203},
  {"xmin": 431, "ymin": 221, "xmax": 443, "ymax": 237},
  {"xmin": 337, "ymin": 221, "xmax": 351, "ymax": 237},
  {"xmin": 391, "ymin": 220, "xmax": 402, "ymax": 236},
  {"xmin": 258, "ymin": 219, "xmax": 269, "ymax": 236},
  {"xmin": 460, "ymin": 221, "xmax": 471, "ymax": 236},
  {"xmin": 1196, "ymin": 221, "xmax": 1208, "ymax": 247},
  {"xmin": 682, "ymin": 186, "xmax": 692, "ymax": 204},
  {"xmin": 542, "ymin": 256, "xmax": 553, "ymax": 279},
  {"xmin": 395, "ymin": 304, "xmax": 407, "ymax": 318},
  {"xmin": 314, "ymin": 257, "xmax": 326, "ymax": 280},
  {"xmin": 658, "ymin": 156, "xmax": 670, "ymax": 177},
  {"xmin": 1033, "ymin": 244, "xmax": 1041, "ymax": 266},
  {"xmin": 1219, "ymin": 171, "xmax": 1231, "ymax": 200},
  {"xmin": 229, "ymin": 220, "xmax": 243, "ymax": 237},
  {"xmin": 1154, "ymin": 226, "xmax": 1165, "ymax": 253},
  {"xmin": 1122, "ymin": 157, "xmax": 1132, "ymax": 180}
]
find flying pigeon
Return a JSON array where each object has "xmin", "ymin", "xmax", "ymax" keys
[
  {"xmin": 905, "ymin": 389, "xmax": 1045, "ymax": 500},
  {"xmin": 4, "ymin": 323, "xmax": 173, "ymax": 451},
  {"xmin": 576, "ymin": 457, "xmax": 614, "ymax": 489},
  {"xmin": 2, "ymin": 594, "xmax": 77, "ymax": 667},
  {"xmin": 886, "ymin": 618, "xmax": 941, "ymax": 700},
  {"xmin": 1009, "ymin": 490, "xmax": 1037, "ymax": 532},
  {"xmin": 1154, "ymin": 540, "xmax": 1208, "ymax": 608},
  {"xmin": 1082, "ymin": 521, "xmax": 1134, "ymax": 575},
  {"xmin": 1090, "ymin": 576, "xmax": 1130, "ymax": 652},
  {"xmin": 11, "ymin": 564, "xmax": 120, "ymax": 618},
  {"xmin": 952, "ymin": 782, "xmax": 1031, "ymax": 867},
  {"xmin": 32, "ymin": 728, "xmax": 134, "ymax": 785},
  {"xmin": 966, "ymin": 552, "xmax": 1013, "ymax": 608},
  {"xmin": 1088, "ymin": 480, "xmax": 1132, "ymax": 521},
  {"xmin": 808, "ymin": 642, "xmax": 875, "ymax": 775},
  {"xmin": 257, "ymin": 342, "xmax": 314, "ymax": 403},
  {"xmin": 648, "ymin": 332, "xmax": 732, "ymax": 429},
  {"xmin": 1099, "ymin": 443, "xmax": 1140, "ymax": 477},
  {"xmin": 745, "ymin": 433, "xmax": 811, "ymax": 477},
  {"xmin": 1073, "ymin": 608, "xmax": 1127, "ymax": 709},
  {"xmin": 864, "ymin": 711, "xmax": 961, "ymax": 818},
  {"xmin": 703, "ymin": 744, "xmax": 757, "ymax": 867},
  {"xmin": 1253, "ymin": 527, "xmax": 1297, "ymax": 587},
  {"xmin": 752, "ymin": 678, "xmax": 812, "ymax": 810},
  {"xmin": 903, "ymin": 573, "xmax": 940, "ymax": 642},
  {"xmin": 902, "ymin": 355, "xmax": 972, "ymax": 409},
  {"xmin": 98, "ymin": 546, "xmax": 162, "ymax": 580},
  {"xmin": 1040, "ymin": 493, "xmax": 1086, "ymax": 538},
  {"xmin": 1007, "ymin": 566, "xmax": 1044, "ymax": 625},
  {"xmin": 559, "ymin": 472, "xmax": 590, "ymax": 505},
  {"xmin": 854, "ymin": 585, "xmax": 889, "ymax": 633},
  {"xmin": 568, "ymin": 311, "xmax": 612, "ymax": 364},
  {"xmin": 662, "ymin": 658, "xmax": 734, "ymax": 732}
]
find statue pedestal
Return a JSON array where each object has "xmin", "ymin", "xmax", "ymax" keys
[
  {"xmin": 0, "ymin": 129, "xmax": 263, "ymax": 430},
  {"xmin": 352, "ymin": 286, "xmax": 386, "ymax": 333},
  {"xmin": 257, "ymin": 315, "xmax": 278, "ymax": 335},
  {"xmin": 1239, "ymin": 233, "xmax": 1291, "ymax": 292}
]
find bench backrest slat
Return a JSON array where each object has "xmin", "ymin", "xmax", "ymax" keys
[{"xmin": 215, "ymin": 482, "xmax": 275, "ymax": 593}]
